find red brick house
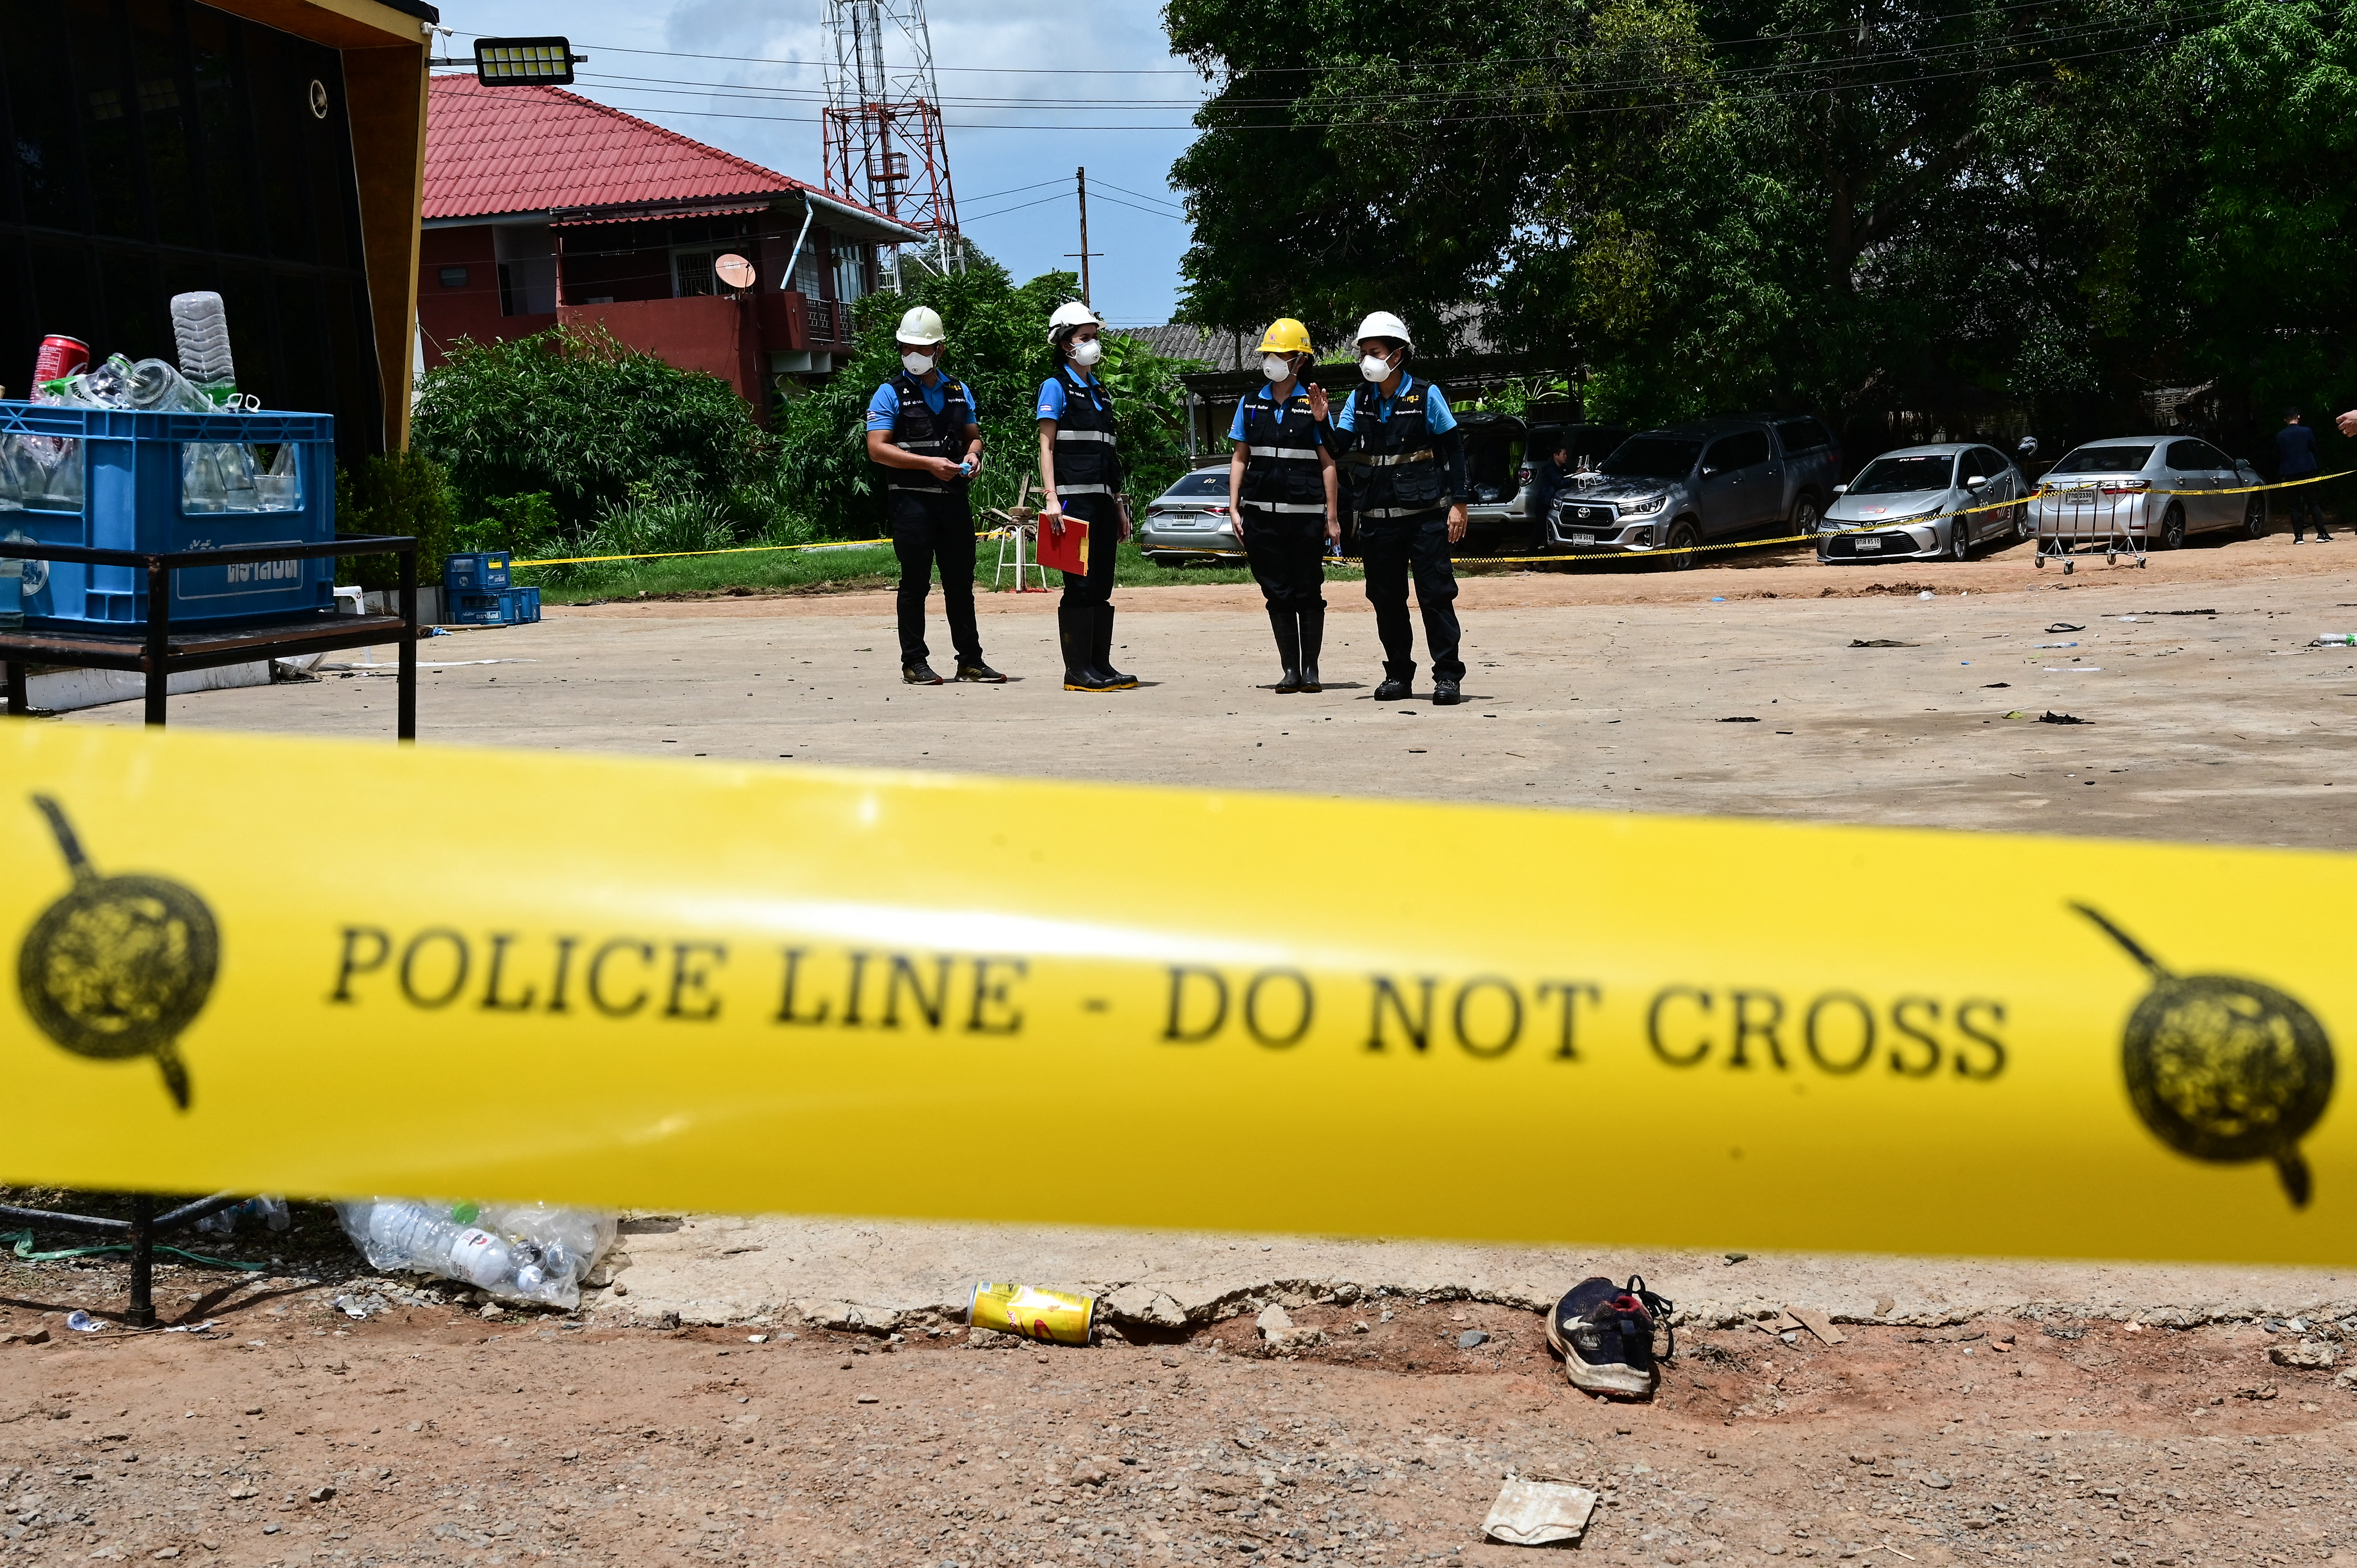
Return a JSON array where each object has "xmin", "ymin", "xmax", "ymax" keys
[{"xmin": 417, "ymin": 75, "xmax": 922, "ymax": 419}]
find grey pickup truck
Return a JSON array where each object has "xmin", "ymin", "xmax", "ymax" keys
[{"xmin": 1542, "ymin": 413, "xmax": 1844, "ymax": 566}]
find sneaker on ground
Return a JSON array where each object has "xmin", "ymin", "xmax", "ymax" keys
[
  {"xmin": 903, "ymin": 661, "xmax": 944, "ymax": 685},
  {"xmin": 1545, "ymin": 1274, "xmax": 1674, "ymax": 1398},
  {"xmin": 953, "ymin": 661, "xmax": 1008, "ymax": 683}
]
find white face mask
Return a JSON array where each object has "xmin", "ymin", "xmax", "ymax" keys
[
  {"xmin": 901, "ymin": 349, "xmax": 937, "ymax": 375},
  {"xmin": 1261, "ymin": 354, "xmax": 1294, "ymax": 383},
  {"xmin": 1358, "ymin": 352, "xmax": 1395, "ymax": 382},
  {"xmin": 1068, "ymin": 336, "xmax": 1105, "ymax": 368}
]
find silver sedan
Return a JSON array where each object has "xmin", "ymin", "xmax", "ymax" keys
[
  {"xmin": 2028, "ymin": 435, "xmax": 2269, "ymax": 554},
  {"xmin": 1136, "ymin": 464, "xmax": 1241, "ymax": 565},
  {"xmin": 1817, "ymin": 443, "xmax": 2026, "ymax": 563}
]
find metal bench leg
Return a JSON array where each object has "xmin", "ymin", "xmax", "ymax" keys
[
  {"xmin": 144, "ymin": 558, "xmax": 170, "ymax": 728},
  {"xmin": 126, "ymin": 1194, "xmax": 156, "ymax": 1329},
  {"xmin": 4, "ymin": 659, "xmax": 25, "ymax": 716}
]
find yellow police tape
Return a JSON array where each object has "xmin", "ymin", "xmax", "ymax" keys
[{"xmin": 4, "ymin": 722, "xmax": 2348, "ymax": 1265}]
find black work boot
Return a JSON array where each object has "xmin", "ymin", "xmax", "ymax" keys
[
  {"xmin": 1375, "ymin": 663, "xmax": 1415, "ymax": 701},
  {"xmin": 1432, "ymin": 679, "xmax": 1463, "ymax": 706},
  {"xmin": 1298, "ymin": 603, "xmax": 1326, "ymax": 693},
  {"xmin": 1060, "ymin": 605, "xmax": 1116, "ymax": 691},
  {"xmin": 1269, "ymin": 606, "xmax": 1304, "ymax": 693},
  {"xmin": 1092, "ymin": 604, "xmax": 1138, "ymax": 689},
  {"xmin": 902, "ymin": 660, "xmax": 944, "ymax": 685}
]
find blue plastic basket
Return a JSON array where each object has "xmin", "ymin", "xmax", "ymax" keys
[
  {"xmin": 510, "ymin": 585, "xmax": 541, "ymax": 624},
  {"xmin": 448, "ymin": 589, "xmax": 519, "ymax": 626},
  {"xmin": 444, "ymin": 550, "xmax": 512, "ymax": 593},
  {"xmin": 0, "ymin": 399, "xmax": 337, "ymax": 629}
]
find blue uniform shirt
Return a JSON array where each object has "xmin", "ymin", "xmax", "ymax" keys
[
  {"xmin": 867, "ymin": 375, "xmax": 965, "ymax": 432},
  {"xmin": 1227, "ymin": 381, "xmax": 1330, "ymax": 444},
  {"xmin": 1333, "ymin": 373, "xmax": 1456, "ymax": 435},
  {"xmin": 1035, "ymin": 371, "xmax": 1109, "ymax": 422}
]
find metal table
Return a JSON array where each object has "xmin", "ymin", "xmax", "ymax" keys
[
  {"xmin": 1, "ymin": 531, "xmax": 419, "ymax": 1326},
  {"xmin": 1, "ymin": 533, "xmax": 420, "ymax": 733}
]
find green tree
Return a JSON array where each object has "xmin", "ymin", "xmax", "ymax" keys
[
  {"xmin": 336, "ymin": 450, "xmax": 455, "ymax": 591},
  {"xmin": 410, "ymin": 325, "xmax": 769, "ymax": 527}
]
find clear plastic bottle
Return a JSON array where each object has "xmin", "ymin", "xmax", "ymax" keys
[
  {"xmin": 448, "ymin": 1227, "xmax": 515, "ymax": 1290},
  {"xmin": 365, "ymin": 1200, "xmax": 461, "ymax": 1272},
  {"xmin": 170, "ymin": 292, "xmax": 238, "ymax": 401}
]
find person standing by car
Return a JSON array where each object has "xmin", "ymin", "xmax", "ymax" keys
[
  {"xmin": 1037, "ymin": 300, "xmax": 1136, "ymax": 691},
  {"xmin": 1527, "ymin": 436, "xmax": 1571, "ymax": 551},
  {"xmin": 865, "ymin": 305, "xmax": 1003, "ymax": 685},
  {"xmin": 1227, "ymin": 318, "xmax": 1340, "ymax": 693},
  {"xmin": 1327, "ymin": 311, "xmax": 1470, "ymax": 705},
  {"xmin": 2277, "ymin": 408, "xmax": 2332, "ymax": 542}
]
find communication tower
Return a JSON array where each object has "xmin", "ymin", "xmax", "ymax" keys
[{"xmin": 821, "ymin": 0, "xmax": 962, "ymax": 279}]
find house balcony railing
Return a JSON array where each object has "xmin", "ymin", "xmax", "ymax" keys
[{"xmin": 803, "ymin": 296, "xmax": 851, "ymax": 347}]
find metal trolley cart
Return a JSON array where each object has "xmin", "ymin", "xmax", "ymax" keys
[{"xmin": 2033, "ymin": 480, "xmax": 2150, "ymax": 573}]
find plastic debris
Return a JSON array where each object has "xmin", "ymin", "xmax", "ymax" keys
[
  {"xmin": 2046, "ymin": 622, "xmax": 2085, "ymax": 632},
  {"xmin": 196, "ymin": 1196, "xmax": 291, "ymax": 1237},
  {"xmin": 2038, "ymin": 712, "xmax": 2086, "ymax": 725},
  {"xmin": 1849, "ymin": 638, "xmax": 1918, "ymax": 648},
  {"xmin": 63, "ymin": 1310, "xmax": 101, "ymax": 1332},
  {"xmin": 970, "ymin": 1281, "xmax": 1097, "ymax": 1345},
  {"xmin": 334, "ymin": 1199, "xmax": 616, "ymax": 1310},
  {"xmin": 2313, "ymin": 634, "xmax": 2356, "ymax": 646},
  {"xmin": 1481, "ymin": 1477, "xmax": 1600, "ymax": 1546}
]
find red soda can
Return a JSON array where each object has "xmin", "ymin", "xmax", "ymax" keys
[{"xmin": 32, "ymin": 334, "xmax": 90, "ymax": 391}]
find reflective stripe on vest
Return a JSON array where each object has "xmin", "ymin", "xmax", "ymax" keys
[
  {"xmin": 1055, "ymin": 429, "xmax": 1116, "ymax": 444},
  {"xmin": 1364, "ymin": 449, "xmax": 1436, "ymax": 466},
  {"xmin": 1056, "ymin": 483, "xmax": 1116, "ymax": 497},
  {"xmin": 1241, "ymin": 500, "xmax": 1328, "ymax": 514},
  {"xmin": 1246, "ymin": 445, "xmax": 1319, "ymax": 461}
]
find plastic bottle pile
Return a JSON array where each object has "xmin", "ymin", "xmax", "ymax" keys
[
  {"xmin": 194, "ymin": 1195, "xmax": 292, "ymax": 1236},
  {"xmin": 334, "ymin": 1198, "xmax": 618, "ymax": 1310}
]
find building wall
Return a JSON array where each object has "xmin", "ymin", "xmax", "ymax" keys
[{"xmin": 417, "ymin": 224, "xmax": 502, "ymax": 363}]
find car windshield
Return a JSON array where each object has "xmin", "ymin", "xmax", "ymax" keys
[
  {"xmin": 1849, "ymin": 454, "xmax": 1955, "ymax": 494},
  {"xmin": 2049, "ymin": 445, "xmax": 2153, "ymax": 475},
  {"xmin": 1159, "ymin": 471, "xmax": 1230, "ymax": 499},
  {"xmin": 1600, "ymin": 437, "xmax": 1701, "ymax": 480}
]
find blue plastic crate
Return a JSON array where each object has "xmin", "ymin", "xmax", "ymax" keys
[
  {"xmin": 0, "ymin": 399, "xmax": 336, "ymax": 629},
  {"xmin": 510, "ymin": 585, "xmax": 541, "ymax": 623},
  {"xmin": 444, "ymin": 550, "xmax": 512, "ymax": 593},
  {"xmin": 448, "ymin": 589, "xmax": 519, "ymax": 626}
]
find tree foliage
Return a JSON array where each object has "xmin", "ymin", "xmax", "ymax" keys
[
  {"xmin": 1165, "ymin": 0, "xmax": 2356, "ymax": 453},
  {"xmin": 411, "ymin": 325, "xmax": 770, "ymax": 526}
]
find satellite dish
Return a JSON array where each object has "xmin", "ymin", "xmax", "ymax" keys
[{"xmin": 714, "ymin": 253, "xmax": 756, "ymax": 291}]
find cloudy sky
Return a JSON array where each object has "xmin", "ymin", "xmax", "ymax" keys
[{"xmin": 436, "ymin": 0, "xmax": 1209, "ymax": 324}]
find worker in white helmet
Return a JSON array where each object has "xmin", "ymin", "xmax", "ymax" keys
[
  {"xmin": 1327, "ymin": 310, "xmax": 1469, "ymax": 705},
  {"xmin": 864, "ymin": 303, "xmax": 1003, "ymax": 685},
  {"xmin": 1035, "ymin": 299, "xmax": 1136, "ymax": 692}
]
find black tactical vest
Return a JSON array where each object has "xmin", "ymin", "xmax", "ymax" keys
[
  {"xmin": 1046, "ymin": 367, "xmax": 1121, "ymax": 496},
  {"xmin": 1348, "ymin": 377, "xmax": 1447, "ymax": 517},
  {"xmin": 1238, "ymin": 387, "xmax": 1326, "ymax": 511},
  {"xmin": 878, "ymin": 371, "xmax": 974, "ymax": 495}
]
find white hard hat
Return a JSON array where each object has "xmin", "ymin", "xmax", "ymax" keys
[
  {"xmin": 1047, "ymin": 299, "xmax": 1103, "ymax": 339},
  {"xmin": 896, "ymin": 305, "xmax": 946, "ymax": 345},
  {"xmin": 1354, "ymin": 311, "xmax": 1412, "ymax": 349}
]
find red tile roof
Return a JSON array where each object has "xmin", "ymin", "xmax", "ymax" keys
[{"xmin": 423, "ymin": 74, "xmax": 901, "ymax": 227}]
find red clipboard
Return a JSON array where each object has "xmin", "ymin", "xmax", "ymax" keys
[{"xmin": 1035, "ymin": 514, "xmax": 1089, "ymax": 574}]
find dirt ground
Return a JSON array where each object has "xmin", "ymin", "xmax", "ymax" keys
[
  {"xmin": 4, "ymin": 1248, "xmax": 2352, "ymax": 1568},
  {"xmin": 19, "ymin": 530, "xmax": 2357, "ymax": 1564}
]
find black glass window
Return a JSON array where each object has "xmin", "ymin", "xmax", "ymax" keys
[{"xmin": 0, "ymin": 0, "xmax": 382, "ymax": 461}]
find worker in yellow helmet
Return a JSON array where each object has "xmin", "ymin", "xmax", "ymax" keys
[{"xmin": 1225, "ymin": 318, "xmax": 1340, "ymax": 693}]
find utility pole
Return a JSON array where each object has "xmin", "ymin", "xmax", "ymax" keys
[{"xmin": 1064, "ymin": 165, "xmax": 1103, "ymax": 307}]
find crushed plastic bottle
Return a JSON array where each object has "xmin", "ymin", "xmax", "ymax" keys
[
  {"xmin": 170, "ymin": 291, "xmax": 239, "ymax": 403},
  {"xmin": 194, "ymin": 1195, "xmax": 292, "ymax": 1237},
  {"xmin": 334, "ymin": 1198, "xmax": 615, "ymax": 1309}
]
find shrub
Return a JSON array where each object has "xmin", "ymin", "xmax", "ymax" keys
[
  {"xmin": 336, "ymin": 450, "xmax": 456, "ymax": 590},
  {"xmin": 411, "ymin": 325, "xmax": 770, "ymax": 526}
]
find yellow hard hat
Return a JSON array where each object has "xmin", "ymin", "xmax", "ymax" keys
[{"xmin": 1255, "ymin": 318, "xmax": 1313, "ymax": 356}]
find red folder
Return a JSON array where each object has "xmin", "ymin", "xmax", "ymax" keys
[{"xmin": 1035, "ymin": 515, "xmax": 1089, "ymax": 575}]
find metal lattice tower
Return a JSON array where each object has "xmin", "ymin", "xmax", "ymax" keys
[{"xmin": 821, "ymin": 0, "xmax": 961, "ymax": 278}]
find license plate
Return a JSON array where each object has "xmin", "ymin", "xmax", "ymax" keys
[
  {"xmin": 1856, "ymin": 538, "xmax": 1883, "ymax": 552},
  {"xmin": 1571, "ymin": 533, "xmax": 1595, "ymax": 546}
]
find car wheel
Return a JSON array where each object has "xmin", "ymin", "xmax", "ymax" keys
[
  {"xmin": 1792, "ymin": 495, "xmax": 1823, "ymax": 537},
  {"xmin": 1949, "ymin": 518, "xmax": 1972, "ymax": 561},
  {"xmin": 2158, "ymin": 504, "xmax": 2186, "ymax": 551},
  {"xmin": 2244, "ymin": 495, "xmax": 2268, "ymax": 540},
  {"xmin": 1662, "ymin": 518, "xmax": 1702, "ymax": 570},
  {"xmin": 2014, "ymin": 502, "xmax": 2033, "ymax": 541}
]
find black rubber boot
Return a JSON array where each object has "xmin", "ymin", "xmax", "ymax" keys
[
  {"xmin": 1092, "ymin": 603, "xmax": 1138, "ymax": 689},
  {"xmin": 1060, "ymin": 605, "xmax": 1117, "ymax": 691},
  {"xmin": 1298, "ymin": 603, "xmax": 1326, "ymax": 693},
  {"xmin": 1269, "ymin": 606, "xmax": 1303, "ymax": 693}
]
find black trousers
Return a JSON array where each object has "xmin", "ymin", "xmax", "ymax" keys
[
  {"xmin": 1057, "ymin": 492, "xmax": 1121, "ymax": 607},
  {"xmin": 1240, "ymin": 506, "xmax": 1327, "ymax": 610},
  {"xmin": 889, "ymin": 490, "xmax": 982, "ymax": 666},
  {"xmin": 1360, "ymin": 509, "xmax": 1464, "ymax": 682},
  {"xmin": 2282, "ymin": 482, "xmax": 2329, "ymax": 539}
]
